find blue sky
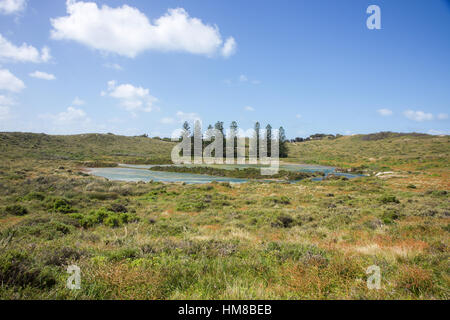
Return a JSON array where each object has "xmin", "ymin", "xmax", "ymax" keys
[{"xmin": 0, "ymin": 0, "xmax": 449, "ymax": 138}]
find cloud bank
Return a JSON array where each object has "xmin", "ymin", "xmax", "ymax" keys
[
  {"xmin": 51, "ymin": 1, "xmax": 236, "ymax": 58},
  {"xmin": 0, "ymin": 34, "xmax": 51, "ymax": 63},
  {"xmin": 0, "ymin": 0, "xmax": 26, "ymax": 15}
]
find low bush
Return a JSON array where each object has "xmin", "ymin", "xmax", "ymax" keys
[
  {"xmin": 46, "ymin": 198, "xmax": 76, "ymax": 214},
  {"xmin": 272, "ymin": 215, "xmax": 295, "ymax": 228},
  {"xmin": 265, "ymin": 196, "xmax": 290, "ymax": 205},
  {"xmin": 71, "ymin": 208, "xmax": 138, "ymax": 228},
  {"xmin": 5, "ymin": 204, "xmax": 28, "ymax": 216},
  {"xmin": 0, "ymin": 250, "xmax": 56, "ymax": 289},
  {"xmin": 5, "ymin": 205, "xmax": 28, "ymax": 216},
  {"xmin": 379, "ymin": 195, "xmax": 400, "ymax": 204},
  {"xmin": 23, "ymin": 192, "xmax": 45, "ymax": 201}
]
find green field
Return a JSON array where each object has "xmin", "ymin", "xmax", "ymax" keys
[{"xmin": 0, "ymin": 132, "xmax": 448, "ymax": 299}]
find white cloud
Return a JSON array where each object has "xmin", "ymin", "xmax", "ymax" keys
[
  {"xmin": 221, "ymin": 37, "xmax": 236, "ymax": 58},
  {"xmin": 296, "ymin": 114, "xmax": 302, "ymax": 119},
  {"xmin": 50, "ymin": 2, "xmax": 236, "ymax": 58},
  {"xmin": 39, "ymin": 106, "xmax": 90, "ymax": 126},
  {"xmin": 0, "ymin": 68, "xmax": 25, "ymax": 92},
  {"xmin": 29, "ymin": 71, "xmax": 56, "ymax": 80},
  {"xmin": 0, "ymin": 0, "xmax": 26, "ymax": 15},
  {"xmin": 403, "ymin": 110, "xmax": 434, "ymax": 122},
  {"xmin": 437, "ymin": 113, "xmax": 448, "ymax": 120},
  {"xmin": 377, "ymin": 108, "xmax": 393, "ymax": 116},
  {"xmin": 244, "ymin": 106, "xmax": 254, "ymax": 112},
  {"xmin": 103, "ymin": 63, "xmax": 123, "ymax": 71},
  {"xmin": 72, "ymin": 97, "xmax": 85, "ymax": 105},
  {"xmin": 102, "ymin": 80, "xmax": 158, "ymax": 115},
  {"xmin": 0, "ymin": 33, "xmax": 51, "ymax": 63},
  {"xmin": 160, "ymin": 117, "xmax": 175, "ymax": 124}
]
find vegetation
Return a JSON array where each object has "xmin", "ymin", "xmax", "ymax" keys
[
  {"xmin": 287, "ymin": 132, "xmax": 449, "ymax": 172},
  {"xmin": 0, "ymin": 131, "xmax": 448, "ymax": 300},
  {"xmin": 149, "ymin": 165, "xmax": 323, "ymax": 181},
  {"xmin": 0, "ymin": 132, "xmax": 174, "ymax": 164}
]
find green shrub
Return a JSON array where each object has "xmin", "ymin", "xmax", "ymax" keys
[
  {"xmin": 381, "ymin": 210, "xmax": 400, "ymax": 224},
  {"xmin": 43, "ymin": 247, "xmax": 86, "ymax": 266},
  {"xmin": 11, "ymin": 218, "xmax": 74, "ymax": 240},
  {"xmin": 0, "ymin": 250, "xmax": 56, "ymax": 289},
  {"xmin": 272, "ymin": 215, "xmax": 295, "ymax": 228},
  {"xmin": 107, "ymin": 248, "xmax": 140, "ymax": 261},
  {"xmin": 87, "ymin": 192, "xmax": 118, "ymax": 200},
  {"xmin": 71, "ymin": 208, "xmax": 138, "ymax": 229},
  {"xmin": 104, "ymin": 214, "xmax": 121, "ymax": 228},
  {"xmin": 379, "ymin": 195, "xmax": 400, "ymax": 204},
  {"xmin": 108, "ymin": 203, "xmax": 128, "ymax": 213},
  {"xmin": 5, "ymin": 205, "xmax": 28, "ymax": 216},
  {"xmin": 176, "ymin": 200, "xmax": 207, "ymax": 212},
  {"xmin": 265, "ymin": 196, "xmax": 290, "ymax": 205},
  {"xmin": 23, "ymin": 192, "xmax": 45, "ymax": 201},
  {"xmin": 47, "ymin": 198, "xmax": 76, "ymax": 214}
]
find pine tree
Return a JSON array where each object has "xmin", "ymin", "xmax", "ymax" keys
[
  {"xmin": 182, "ymin": 121, "xmax": 191, "ymax": 136},
  {"xmin": 278, "ymin": 126, "xmax": 288, "ymax": 158},
  {"xmin": 266, "ymin": 124, "xmax": 272, "ymax": 157},
  {"xmin": 215, "ymin": 121, "xmax": 225, "ymax": 156},
  {"xmin": 230, "ymin": 121, "xmax": 238, "ymax": 159},
  {"xmin": 254, "ymin": 122, "xmax": 260, "ymax": 159}
]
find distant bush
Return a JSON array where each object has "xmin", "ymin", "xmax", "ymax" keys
[
  {"xmin": 108, "ymin": 203, "xmax": 128, "ymax": 213},
  {"xmin": 381, "ymin": 210, "xmax": 400, "ymax": 224},
  {"xmin": 79, "ymin": 161, "xmax": 118, "ymax": 168},
  {"xmin": 265, "ymin": 196, "xmax": 290, "ymax": 205},
  {"xmin": 272, "ymin": 214, "xmax": 295, "ymax": 228},
  {"xmin": 5, "ymin": 205, "xmax": 28, "ymax": 216},
  {"xmin": 107, "ymin": 248, "xmax": 140, "ymax": 261},
  {"xmin": 379, "ymin": 195, "xmax": 400, "ymax": 204},
  {"xmin": 87, "ymin": 192, "xmax": 118, "ymax": 200},
  {"xmin": 176, "ymin": 200, "xmax": 207, "ymax": 212},
  {"xmin": 47, "ymin": 198, "xmax": 76, "ymax": 214},
  {"xmin": 71, "ymin": 208, "xmax": 138, "ymax": 228},
  {"xmin": 23, "ymin": 192, "xmax": 45, "ymax": 201}
]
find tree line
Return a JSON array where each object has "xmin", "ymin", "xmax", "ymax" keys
[{"xmin": 179, "ymin": 121, "xmax": 288, "ymax": 158}]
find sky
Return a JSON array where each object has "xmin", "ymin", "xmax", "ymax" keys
[{"xmin": 0, "ymin": 0, "xmax": 449, "ymax": 138}]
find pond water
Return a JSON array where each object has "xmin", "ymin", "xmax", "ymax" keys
[{"xmin": 87, "ymin": 163, "xmax": 363, "ymax": 184}]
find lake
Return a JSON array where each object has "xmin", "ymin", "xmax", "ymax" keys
[{"xmin": 87, "ymin": 163, "xmax": 362, "ymax": 184}]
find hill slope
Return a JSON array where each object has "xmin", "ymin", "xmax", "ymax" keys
[
  {"xmin": 287, "ymin": 132, "xmax": 449, "ymax": 171},
  {"xmin": 0, "ymin": 132, "xmax": 175, "ymax": 164}
]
